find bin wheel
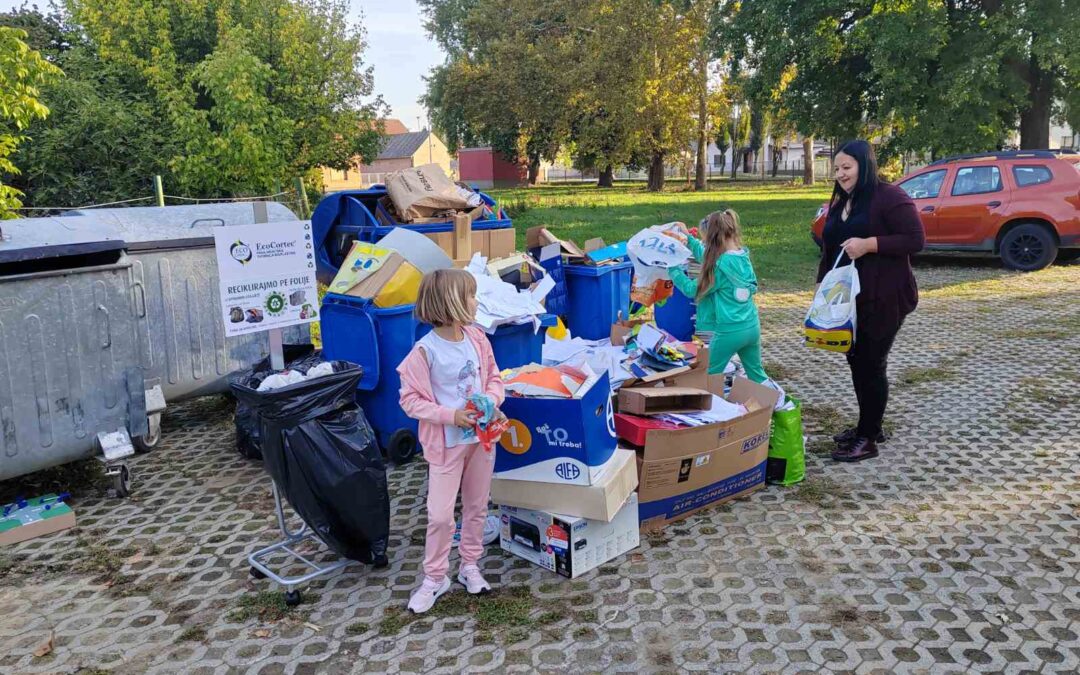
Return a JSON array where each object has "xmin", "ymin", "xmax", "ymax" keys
[
  {"xmin": 134, "ymin": 413, "xmax": 162, "ymax": 453},
  {"xmin": 284, "ymin": 590, "xmax": 302, "ymax": 607},
  {"xmin": 249, "ymin": 566, "xmax": 267, "ymax": 580},
  {"xmin": 111, "ymin": 464, "xmax": 131, "ymax": 499},
  {"xmin": 387, "ymin": 430, "xmax": 417, "ymax": 465}
]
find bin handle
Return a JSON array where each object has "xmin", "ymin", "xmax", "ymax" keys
[
  {"xmin": 97, "ymin": 304, "xmax": 112, "ymax": 348},
  {"xmin": 189, "ymin": 218, "xmax": 225, "ymax": 228},
  {"xmin": 133, "ymin": 280, "xmax": 147, "ymax": 318}
]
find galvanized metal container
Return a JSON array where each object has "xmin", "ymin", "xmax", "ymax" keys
[
  {"xmin": 0, "ymin": 238, "xmax": 148, "ymax": 482},
  {"xmin": 60, "ymin": 203, "xmax": 310, "ymax": 402}
]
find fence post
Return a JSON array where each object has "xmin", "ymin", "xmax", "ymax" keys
[
  {"xmin": 153, "ymin": 175, "xmax": 165, "ymax": 207},
  {"xmin": 295, "ymin": 176, "xmax": 311, "ymax": 219}
]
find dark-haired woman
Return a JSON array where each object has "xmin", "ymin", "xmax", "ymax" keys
[{"xmin": 818, "ymin": 140, "xmax": 925, "ymax": 462}]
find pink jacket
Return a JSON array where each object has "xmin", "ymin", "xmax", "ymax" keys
[{"xmin": 397, "ymin": 325, "xmax": 505, "ymax": 465}]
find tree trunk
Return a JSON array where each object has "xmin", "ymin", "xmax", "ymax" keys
[
  {"xmin": 730, "ymin": 149, "xmax": 738, "ymax": 179},
  {"xmin": 802, "ymin": 136, "xmax": 815, "ymax": 186},
  {"xmin": 694, "ymin": 59, "xmax": 708, "ymax": 191},
  {"xmin": 1018, "ymin": 56, "xmax": 1053, "ymax": 148},
  {"xmin": 742, "ymin": 150, "xmax": 752, "ymax": 174},
  {"xmin": 647, "ymin": 152, "xmax": 665, "ymax": 192},
  {"xmin": 761, "ymin": 142, "xmax": 768, "ymax": 180},
  {"xmin": 597, "ymin": 164, "xmax": 614, "ymax": 188},
  {"xmin": 527, "ymin": 156, "xmax": 541, "ymax": 185}
]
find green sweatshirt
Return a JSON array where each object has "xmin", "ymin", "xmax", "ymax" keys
[{"xmin": 669, "ymin": 236, "xmax": 759, "ymax": 333}]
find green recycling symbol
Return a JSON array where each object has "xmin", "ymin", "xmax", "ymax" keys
[{"xmin": 265, "ymin": 291, "xmax": 287, "ymax": 316}]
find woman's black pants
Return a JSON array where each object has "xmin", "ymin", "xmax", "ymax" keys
[{"xmin": 845, "ymin": 311, "xmax": 903, "ymax": 439}]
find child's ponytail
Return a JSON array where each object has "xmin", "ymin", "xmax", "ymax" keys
[{"xmin": 696, "ymin": 209, "xmax": 743, "ymax": 300}]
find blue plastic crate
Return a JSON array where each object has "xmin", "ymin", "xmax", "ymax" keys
[
  {"xmin": 563, "ymin": 261, "xmax": 633, "ymax": 340},
  {"xmin": 654, "ymin": 286, "xmax": 697, "ymax": 341}
]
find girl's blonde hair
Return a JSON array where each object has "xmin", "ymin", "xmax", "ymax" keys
[
  {"xmin": 696, "ymin": 209, "xmax": 743, "ymax": 300},
  {"xmin": 415, "ymin": 269, "xmax": 477, "ymax": 327}
]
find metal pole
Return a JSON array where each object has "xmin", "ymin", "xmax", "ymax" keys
[
  {"xmin": 153, "ymin": 175, "xmax": 165, "ymax": 207},
  {"xmin": 295, "ymin": 176, "xmax": 311, "ymax": 219}
]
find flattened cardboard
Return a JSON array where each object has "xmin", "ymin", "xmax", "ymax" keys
[
  {"xmin": 527, "ymin": 226, "xmax": 584, "ymax": 259},
  {"xmin": 488, "ymin": 228, "xmax": 516, "ymax": 259},
  {"xmin": 618, "ymin": 387, "xmax": 712, "ymax": 415},
  {"xmin": 453, "ymin": 213, "xmax": 472, "ymax": 259},
  {"xmin": 490, "ymin": 448, "xmax": 638, "ymax": 521}
]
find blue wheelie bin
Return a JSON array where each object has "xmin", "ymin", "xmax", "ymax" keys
[
  {"xmin": 319, "ymin": 295, "xmax": 423, "ymax": 464},
  {"xmin": 415, "ymin": 314, "xmax": 556, "ymax": 370},
  {"xmin": 563, "ymin": 261, "xmax": 633, "ymax": 340},
  {"xmin": 654, "ymin": 286, "xmax": 697, "ymax": 341}
]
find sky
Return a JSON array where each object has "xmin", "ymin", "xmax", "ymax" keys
[{"xmin": 0, "ymin": 0, "xmax": 446, "ymax": 132}]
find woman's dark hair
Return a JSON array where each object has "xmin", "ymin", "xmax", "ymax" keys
[{"xmin": 828, "ymin": 139, "xmax": 880, "ymax": 218}]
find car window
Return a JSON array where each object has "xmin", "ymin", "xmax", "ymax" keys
[
  {"xmin": 1012, "ymin": 165, "xmax": 1053, "ymax": 187},
  {"xmin": 899, "ymin": 170, "xmax": 946, "ymax": 199},
  {"xmin": 951, "ymin": 166, "xmax": 1002, "ymax": 196}
]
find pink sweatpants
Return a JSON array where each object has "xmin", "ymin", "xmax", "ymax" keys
[{"xmin": 423, "ymin": 442, "xmax": 494, "ymax": 582}]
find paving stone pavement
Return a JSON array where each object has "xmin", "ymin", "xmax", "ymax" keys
[{"xmin": 1, "ymin": 258, "xmax": 1078, "ymax": 675}]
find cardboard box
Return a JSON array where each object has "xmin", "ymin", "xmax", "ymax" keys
[
  {"xmin": 488, "ymin": 227, "xmax": 516, "ymax": 259},
  {"xmin": 344, "ymin": 252, "xmax": 423, "ymax": 307},
  {"xmin": 491, "ymin": 448, "xmax": 638, "ymax": 521},
  {"xmin": 527, "ymin": 226, "xmax": 584, "ymax": 261},
  {"xmin": 496, "ymin": 372, "xmax": 618, "ymax": 485},
  {"xmin": 499, "ymin": 493, "xmax": 640, "ymax": 578},
  {"xmin": 453, "ymin": 213, "xmax": 472, "ymax": 260},
  {"xmin": 618, "ymin": 387, "xmax": 712, "ymax": 415},
  {"xmin": 635, "ymin": 378, "xmax": 780, "ymax": 531},
  {"xmin": 0, "ymin": 495, "xmax": 76, "ymax": 545}
]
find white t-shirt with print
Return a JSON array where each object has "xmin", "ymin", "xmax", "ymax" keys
[{"xmin": 417, "ymin": 330, "xmax": 482, "ymax": 447}]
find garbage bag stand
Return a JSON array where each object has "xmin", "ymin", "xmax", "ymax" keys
[{"xmin": 247, "ymin": 481, "xmax": 351, "ymax": 605}]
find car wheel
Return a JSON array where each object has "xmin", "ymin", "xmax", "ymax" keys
[{"xmin": 1000, "ymin": 224, "xmax": 1057, "ymax": 271}]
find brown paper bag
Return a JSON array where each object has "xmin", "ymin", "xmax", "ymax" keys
[{"xmin": 385, "ymin": 163, "xmax": 470, "ymax": 222}]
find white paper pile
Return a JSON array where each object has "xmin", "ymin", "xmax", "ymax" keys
[
  {"xmin": 654, "ymin": 395, "xmax": 747, "ymax": 427},
  {"xmin": 542, "ymin": 334, "xmax": 633, "ymax": 390},
  {"xmin": 467, "ymin": 253, "xmax": 554, "ymax": 333}
]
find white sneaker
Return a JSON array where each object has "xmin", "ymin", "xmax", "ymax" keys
[
  {"xmin": 451, "ymin": 514, "xmax": 501, "ymax": 547},
  {"xmin": 457, "ymin": 564, "xmax": 492, "ymax": 595},
  {"xmin": 407, "ymin": 576, "xmax": 451, "ymax": 614}
]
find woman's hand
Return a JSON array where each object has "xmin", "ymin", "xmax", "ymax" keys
[
  {"xmin": 841, "ymin": 237, "xmax": 877, "ymax": 260},
  {"xmin": 454, "ymin": 409, "xmax": 478, "ymax": 429}
]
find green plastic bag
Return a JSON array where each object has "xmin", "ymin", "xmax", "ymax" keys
[{"xmin": 766, "ymin": 396, "xmax": 805, "ymax": 485}]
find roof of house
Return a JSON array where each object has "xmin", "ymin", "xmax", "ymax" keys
[
  {"xmin": 383, "ymin": 118, "xmax": 410, "ymax": 135},
  {"xmin": 377, "ymin": 130, "xmax": 431, "ymax": 160}
]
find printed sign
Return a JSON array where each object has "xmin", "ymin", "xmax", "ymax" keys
[{"xmin": 214, "ymin": 221, "xmax": 319, "ymax": 337}]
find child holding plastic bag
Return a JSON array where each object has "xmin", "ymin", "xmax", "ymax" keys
[
  {"xmin": 398, "ymin": 269, "xmax": 505, "ymax": 613},
  {"xmin": 669, "ymin": 210, "xmax": 769, "ymax": 383}
]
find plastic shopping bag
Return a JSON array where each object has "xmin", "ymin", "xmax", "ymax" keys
[
  {"xmin": 804, "ymin": 253, "xmax": 860, "ymax": 353},
  {"xmin": 766, "ymin": 396, "xmax": 805, "ymax": 485},
  {"xmin": 628, "ymin": 225, "xmax": 691, "ymax": 307}
]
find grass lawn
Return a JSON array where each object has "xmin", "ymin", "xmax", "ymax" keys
[{"xmin": 490, "ymin": 181, "xmax": 832, "ymax": 291}]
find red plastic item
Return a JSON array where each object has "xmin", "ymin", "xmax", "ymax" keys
[{"xmin": 614, "ymin": 412, "xmax": 685, "ymax": 447}]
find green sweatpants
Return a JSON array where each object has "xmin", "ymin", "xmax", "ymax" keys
[{"xmin": 706, "ymin": 321, "xmax": 769, "ymax": 383}]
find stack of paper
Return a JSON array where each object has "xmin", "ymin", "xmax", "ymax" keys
[
  {"xmin": 654, "ymin": 395, "xmax": 747, "ymax": 427},
  {"xmin": 467, "ymin": 253, "xmax": 555, "ymax": 332},
  {"xmin": 542, "ymin": 335, "xmax": 633, "ymax": 390},
  {"xmin": 503, "ymin": 363, "xmax": 599, "ymax": 399}
]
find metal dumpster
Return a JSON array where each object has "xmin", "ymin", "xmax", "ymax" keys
[
  {"xmin": 0, "ymin": 236, "xmax": 148, "ymax": 492},
  {"xmin": 60, "ymin": 204, "xmax": 310, "ymax": 407}
]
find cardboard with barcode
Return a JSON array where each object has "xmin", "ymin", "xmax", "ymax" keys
[{"xmin": 633, "ymin": 377, "xmax": 780, "ymax": 531}]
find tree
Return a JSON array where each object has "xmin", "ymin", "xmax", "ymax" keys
[
  {"xmin": 67, "ymin": 0, "xmax": 386, "ymax": 197},
  {"xmin": 0, "ymin": 24, "xmax": 61, "ymax": 217}
]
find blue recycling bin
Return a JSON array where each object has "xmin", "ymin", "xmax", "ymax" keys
[
  {"xmin": 563, "ymin": 261, "xmax": 633, "ymax": 340},
  {"xmin": 654, "ymin": 286, "xmax": 697, "ymax": 341},
  {"xmin": 311, "ymin": 186, "xmax": 513, "ymax": 286},
  {"xmin": 319, "ymin": 296, "xmax": 423, "ymax": 463},
  {"xmin": 487, "ymin": 314, "xmax": 556, "ymax": 368}
]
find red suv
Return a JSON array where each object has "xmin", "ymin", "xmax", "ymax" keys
[{"xmin": 811, "ymin": 150, "xmax": 1080, "ymax": 270}]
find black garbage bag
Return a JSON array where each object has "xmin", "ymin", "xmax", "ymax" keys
[
  {"xmin": 231, "ymin": 344, "xmax": 320, "ymax": 459},
  {"xmin": 231, "ymin": 361, "xmax": 390, "ymax": 563}
]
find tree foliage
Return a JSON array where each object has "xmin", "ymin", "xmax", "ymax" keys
[{"xmin": 0, "ymin": 22, "xmax": 61, "ymax": 217}]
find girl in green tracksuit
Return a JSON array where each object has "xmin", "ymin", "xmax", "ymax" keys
[{"xmin": 669, "ymin": 209, "xmax": 769, "ymax": 382}]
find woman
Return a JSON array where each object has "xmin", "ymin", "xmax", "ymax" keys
[{"xmin": 818, "ymin": 140, "xmax": 925, "ymax": 463}]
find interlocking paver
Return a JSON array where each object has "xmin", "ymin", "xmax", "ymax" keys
[{"xmin": 1, "ymin": 259, "xmax": 1078, "ymax": 673}]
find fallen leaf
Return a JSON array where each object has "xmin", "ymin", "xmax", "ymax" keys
[
  {"xmin": 304, "ymin": 622, "xmax": 322, "ymax": 632},
  {"xmin": 125, "ymin": 551, "xmax": 145, "ymax": 565},
  {"xmin": 253, "ymin": 629, "xmax": 271, "ymax": 638},
  {"xmin": 33, "ymin": 632, "xmax": 54, "ymax": 658}
]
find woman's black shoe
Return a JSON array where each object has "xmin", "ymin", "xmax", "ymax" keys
[
  {"xmin": 833, "ymin": 427, "xmax": 887, "ymax": 445},
  {"xmin": 831, "ymin": 437, "xmax": 879, "ymax": 462}
]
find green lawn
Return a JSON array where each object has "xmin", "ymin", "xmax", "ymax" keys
[{"xmin": 490, "ymin": 181, "xmax": 832, "ymax": 291}]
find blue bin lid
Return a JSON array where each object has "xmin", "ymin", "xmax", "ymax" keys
[{"xmin": 563, "ymin": 260, "xmax": 633, "ymax": 276}]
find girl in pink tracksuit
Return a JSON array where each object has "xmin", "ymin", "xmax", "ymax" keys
[{"xmin": 398, "ymin": 269, "xmax": 505, "ymax": 613}]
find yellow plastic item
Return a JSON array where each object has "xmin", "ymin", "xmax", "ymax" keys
[
  {"xmin": 804, "ymin": 327, "xmax": 853, "ymax": 353},
  {"xmin": 547, "ymin": 316, "xmax": 569, "ymax": 340},
  {"xmin": 373, "ymin": 260, "xmax": 424, "ymax": 308}
]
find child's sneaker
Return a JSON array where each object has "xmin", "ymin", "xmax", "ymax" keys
[
  {"xmin": 407, "ymin": 576, "xmax": 451, "ymax": 614},
  {"xmin": 451, "ymin": 514, "xmax": 501, "ymax": 547},
  {"xmin": 457, "ymin": 564, "xmax": 492, "ymax": 595}
]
